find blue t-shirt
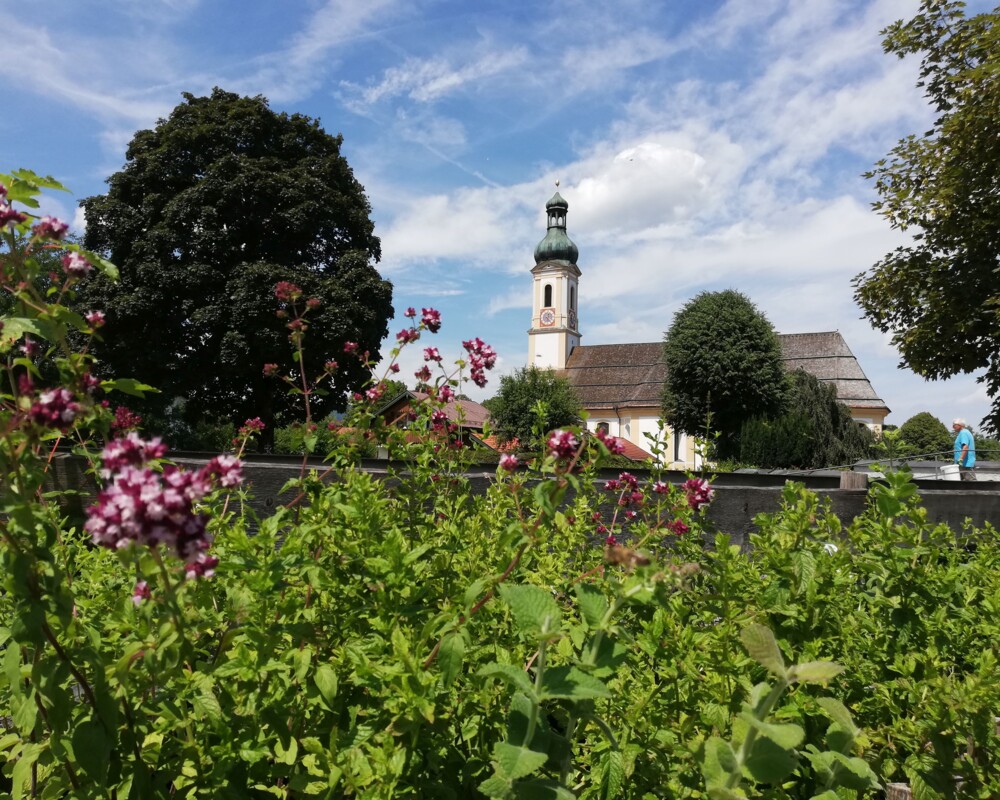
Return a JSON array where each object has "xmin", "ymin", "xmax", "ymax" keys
[{"xmin": 954, "ymin": 428, "xmax": 976, "ymax": 467}]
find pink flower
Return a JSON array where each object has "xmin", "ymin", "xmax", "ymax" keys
[
  {"xmin": 404, "ymin": 307, "xmax": 417, "ymax": 318},
  {"xmin": 20, "ymin": 338, "xmax": 40, "ymax": 358},
  {"xmin": 306, "ymin": 297, "xmax": 320, "ymax": 310},
  {"xmin": 414, "ymin": 365, "xmax": 432, "ymax": 383},
  {"xmin": 0, "ymin": 200, "xmax": 27, "ymax": 229},
  {"xmin": 32, "ymin": 216, "xmax": 69, "ymax": 240},
  {"xmin": 624, "ymin": 510, "xmax": 637, "ymax": 521},
  {"xmin": 682, "ymin": 478, "xmax": 715, "ymax": 511},
  {"xmin": 547, "ymin": 429, "xmax": 579, "ymax": 460},
  {"xmin": 652, "ymin": 481, "xmax": 668, "ymax": 494},
  {"xmin": 366, "ymin": 382, "xmax": 387, "ymax": 402},
  {"xmin": 262, "ymin": 363, "xmax": 279, "ymax": 377},
  {"xmin": 201, "ymin": 455, "xmax": 243, "ymax": 488},
  {"xmin": 324, "ymin": 359, "xmax": 338, "ymax": 372},
  {"xmin": 132, "ymin": 581, "xmax": 151, "ymax": 606},
  {"xmin": 397, "ymin": 328, "xmax": 420, "ymax": 344},
  {"xmin": 619, "ymin": 472, "xmax": 638, "ymax": 490},
  {"xmin": 421, "ymin": 308, "xmax": 441, "ymax": 333},
  {"xmin": 438, "ymin": 385, "xmax": 455, "ymax": 402},
  {"xmin": 28, "ymin": 388, "xmax": 81, "ymax": 430},
  {"xmin": 462, "ymin": 337, "xmax": 498, "ymax": 387},
  {"xmin": 274, "ymin": 281, "xmax": 302, "ymax": 302},
  {"xmin": 85, "ymin": 310, "xmax": 106, "ymax": 328},
  {"xmin": 240, "ymin": 418, "xmax": 265, "ymax": 435},
  {"xmin": 343, "ymin": 341, "xmax": 359, "ymax": 354},
  {"xmin": 423, "ymin": 347, "xmax": 442, "ymax": 363},
  {"xmin": 389, "ymin": 363, "xmax": 400, "ymax": 373},
  {"xmin": 61, "ymin": 252, "xmax": 92, "ymax": 278},
  {"xmin": 499, "ymin": 454, "xmax": 519, "ymax": 471},
  {"xmin": 111, "ymin": 406, "xmax": 143, "ymax": 433},
  {"xmin": 604, "ymin": 533, "xmax": 617, "ymax": 547},
  {"xmin": 595, "ymin": 428, "xmax": 626, "ymax": 455},
  {"xmin": 666, "ymin": 519, "xmax": 690, "ymax": 536},
  {"xmin": 98, "ymin": 432, "xmax": 168, "ymax": 478},
  {"xmin": 185, "ymin": 553, "xmax": 220, "ymax": 580}
]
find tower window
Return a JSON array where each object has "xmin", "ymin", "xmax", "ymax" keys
[
  {"xmin": 544, "ymin": 284, "xmax": 552, "ymax": 307},
  {"xmin": 570, "ymin": 286, "xmax": 575, "ymax": 310}
]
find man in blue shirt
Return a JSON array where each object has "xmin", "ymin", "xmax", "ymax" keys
[{"xmin": 953, "ymin": 418, "xmax": 976, "ymax": 481}]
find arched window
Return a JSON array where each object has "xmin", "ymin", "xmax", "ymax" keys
[
  {"xmin": 544, "ymin": 284, "xmax": 552, "ymax": 307},
  {"xmin": 569, "ymin": 286, "xmax": 575, "ymax": 310},
  {"xmin": 596, "ymin": 422, "xmax": 610, "ymax": 435}
]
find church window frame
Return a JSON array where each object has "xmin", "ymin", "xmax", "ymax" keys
[{"xmin": 544, "ymin": 284, "xmax": 552, "ymax": 307}]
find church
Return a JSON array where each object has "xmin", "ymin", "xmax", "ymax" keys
[{"xmin": 526, "ymin": 191, "xmax": 890, "ymax": 467}]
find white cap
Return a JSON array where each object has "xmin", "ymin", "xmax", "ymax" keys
[{"xmin": 953, "ymin": 418, "xmax": 967, "ymax": 427}]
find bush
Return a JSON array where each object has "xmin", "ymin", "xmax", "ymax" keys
[{"xmin": 898, "ymin": 411, "xmax": 952, "ymax": 458}]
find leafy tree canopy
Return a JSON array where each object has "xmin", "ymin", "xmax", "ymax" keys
[
  {"xmin": 740, "ymin": 369, "xmax": 874, "ymax": 469},
  {"xmin": 898, "ymin": 411, "xmax": 952, "ymax": 458},
  {"xmin": 487, "ymin": 366, "xmax": 581, "ymax": 446},
  {"xmin": 76, "ymin": 88, "xmax": 392, "ymax": 439},
  {"xmin": 663, "ymin": 289, "xmax": 788, "ymax": 458},
  {"xmin": 854, "ymin": 1, "xmax": 1000, "ymax": 432}
]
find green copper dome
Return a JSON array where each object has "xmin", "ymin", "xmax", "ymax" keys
[{"xmin": 534, "ymin": 191, "xmax": 578, "ymax": 265}]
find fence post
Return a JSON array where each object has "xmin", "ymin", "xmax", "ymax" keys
[{"xmin": 839, "ymin": 471, "xmax": 868, "ymax": 490}]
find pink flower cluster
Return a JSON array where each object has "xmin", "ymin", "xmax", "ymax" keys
[
  {"xmin": 32, "ymin": 215, "xmax": 69, "ymax": 240},
  {"xmin": 61, "ymin": 252, "xmax": 92, "ymax": 278},
  {"xmin": 85, "ymin": 436, "xmax": 242, "ymax": 577},
  {"xmin": 274, "ymin": 281, "xmax": 302, "ymax": 302},
  {"xmin": 462, "ymin": 337, "xmax": 497, "ymax": 387},
  {"xmin": 595, "ymin": 427, "xmax": 626, "ymax": 455},
  {"xmin": 239, "ymin": 417, "xmax": 265, "ymax": 437},
  {"xmin": 111, "ymin": 406, "xmax": 143, "ymax": 433},
  {"xmin": 28, "ymin": 388, "xmax": 81, "ymax": 431},
  {"xmin": 421, "ymin": 308, "xmax": 441, "ymax": 333},
  {"xmin": 547, "ymin": 429, "xmax": 579, "ymax": 460},
  {"xmin": 499, "ymin": 454, "xmax": 519, "ymax": 471},
  {"xmin": 397, "ymin": 328, "xmax": 420, "ymax": 344},
  {"xmin": 605, "ymin": 471, "xmax": 644, "ymax": 508},
  {"xmin": 682, "ymin": 478, "xmax": 715, "ymax": 511},
  {"xmin": 0, "ymin": 184, "xmax": 27, "ymax": 229}
]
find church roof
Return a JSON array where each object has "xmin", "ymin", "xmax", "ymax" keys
[{"xmin": 561, "ymin": 333, "xmax": 889, "ymax": 414}]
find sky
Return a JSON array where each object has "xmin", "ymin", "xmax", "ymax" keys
[{"xmin": 2, "ymin": 0, "xmax": 994, "ymax": 432}]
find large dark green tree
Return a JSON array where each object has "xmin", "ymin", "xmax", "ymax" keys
[
  {"xmin": 897, "ymin": 411, "xmax": 952, "ymax": 458},
  {"xmin": 487, "ymin": 366, "xmax": 581, "ymax": 446},
  {"xmin": 740, "ymin": 370, "xmax": 874, "ymax": 469},
  {"xmin": 854, "ymin": 1, "xmax": 1000, "ymax": 432},
  {"xmin": 663, "ymin": 289, "xmax": 788, "ymax": 458},
  {"xmin": 77, "ymin": 88, "xmax": 392, "ymax": 438}
]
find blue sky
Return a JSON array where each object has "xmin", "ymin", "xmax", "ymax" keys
[{"xmin": 3, "ymin": 0, "xmax": 992, "ymax": 433}]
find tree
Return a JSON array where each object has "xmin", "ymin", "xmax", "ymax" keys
[
  {"xmin": 76, "ymin": 88, "xmax": 393, "ymax": 441},
  {"xmin": 898, "ymin": 411, "xmax": 952, "ymax": 458},
  {"xmin": 487, "ymin": 366, "xmax": 581, "ymax": 446},
  {"xmin": 663, "ymin": 290, "xmax": 788, "ymax": 459},
  {"xmin": 854, "ymin": 1, "xmax": 1000, "ymax": 433},
  {"xmin": 739, "ymin": 370, "xmax": 874, "ymax": 469}
]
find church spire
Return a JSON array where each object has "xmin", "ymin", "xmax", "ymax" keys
[{"xmin": 528, "ymin": 187, "xmax": 581, "ymax": 370}]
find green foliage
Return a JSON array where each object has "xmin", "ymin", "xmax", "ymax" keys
[
  {"xmin": 75, "ymin": 88, "xmax": 393, "ymax": 439},
  {"xmin": 6, "ymin": 169, "xmax": 1000, "ymax": 799},
  {"xmin": 898, "ymin": 411, "xmax": 952, "ymax": 459},
  {"xmin": 487, "ymin": 366, "xmax": 582, "ymax": 446},
  {"xmin": 663, "ymin": 290, "xmax": 788, "ymax": 459},
  {"xmin": 739, "ymin": 370, "xmax": 875, "ymax": 468},
  {"xmin": 854, "ymin": 0, "xmax": 1000, "ymax": 433}
]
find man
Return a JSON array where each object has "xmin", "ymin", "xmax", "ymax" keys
[{"xmin": 952, "ymin": 418, "xmax": 977, "ymax": 481}]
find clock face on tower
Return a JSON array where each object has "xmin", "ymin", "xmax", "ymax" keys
[{"xmin": 539, "ymin": 308, "xmax": 556, "ymax": 327}]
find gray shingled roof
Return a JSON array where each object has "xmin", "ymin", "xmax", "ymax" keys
[{"xmin": 561, "ymin": 332, "xmax": 888, "ymax": 414}]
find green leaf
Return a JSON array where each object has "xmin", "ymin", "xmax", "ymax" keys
[
  {"xmin": 788, "ymin": 661, "xmax": 843, "ymax": 684},
  {"xmin": 72, "ymin": 719, "xmax": 111, "ymax": 785},
  {"xmin": 539, "ymin": 666, "xmax": 609, "ymax": 701},
  {"xmin": 314, "ymin": 665, "xmax": 338, "ymax": 709},
  {"xmin": 507, "ymin": 692, "xmax": 548, "ymax": 751},
  {"xmin": 499, "ymin": 584, "xmax": 562, "ymax": 638},
  {"xmin": 101, "ymin": 377, "xmax": 159, "ymax": 397},
  {"xmin": 575, "ymin": 583, "xmax": 609, "ymax": 628},
  {"xmin": 275, "ymin": 736, "xmax": 299, "ymax": 765},
  {"xmin": 595, "ymin": 749, "xmax": 625, "ymax": 799},
  {"xmin": 512, "ymin": 779, "xmax": 577, "ymax": 799},
  {"xmin": 494, "ymin": 742, "xmax": 548, "ymax": 780},
  {"xmin": 809, "ymin": 792, "xmax": 841, "ymax": 800},
  {"xmin": 702, "ymin": 736, "xmax": 739, "ymax": 787},
  {"xmin": 744, "ymin": 735, "xmax": 799, "ymax": 784},
  {"xmin": 480, "ymin": 663, "xmax": 537, "ymax": 700},
  {"xmin": 815, "ymin": 697, "xmax": 858, "ymax": 733},
  {"xmin": 0, "ymin": 317, "xmax": 59, "ymax": 345},
  {"xmin": 439, "ymin": 633, "xmax": 465, "ymax": 687},
  {"xmin": 706, "ymin": 789, "xmax": 747, "ymax": 800},
  {"xmin": 739, "ymin": 714, "xmax": 804, "ymax": 749},
  {"xmin": 479, "ymin": 775, "xmax": 514, "ymax": 799},
  {"xmin": 740, "ymin": 625, "xmax": 786, "ymax": 677}
]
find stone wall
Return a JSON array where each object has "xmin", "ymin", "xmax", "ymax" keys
[{"xmin": 48, "ymin": 453, "xmax": 1000, "ymax": 546}]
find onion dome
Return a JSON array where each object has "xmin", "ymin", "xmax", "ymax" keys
[{"xmin": 533, "ymin": 191, "xmax": 579, "ymax": 265}]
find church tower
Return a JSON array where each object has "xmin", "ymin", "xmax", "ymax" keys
[{"xmin": 528, "ymin": 190, "xmax": 581, "ymax": 370}]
